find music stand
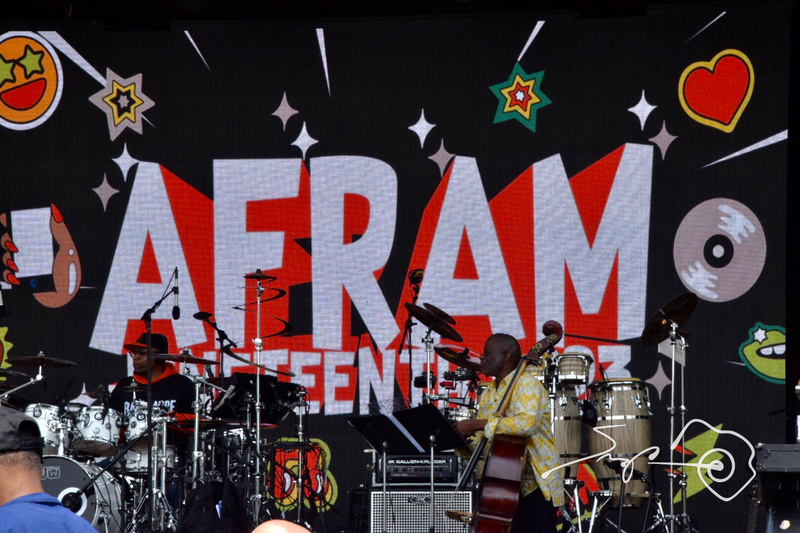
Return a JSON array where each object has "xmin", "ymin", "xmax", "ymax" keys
[
  {"xmin": 394, "ymin": 404, "xmax": 469, "ymax": 533},
  {"xmin": 348, "ymin": 413, "xmax": 425, "ymax": 533}
]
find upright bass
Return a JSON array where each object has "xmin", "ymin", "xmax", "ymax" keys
[{"xmin": 455, "ymin": 322, "xmax": 563, "ymax": 533}]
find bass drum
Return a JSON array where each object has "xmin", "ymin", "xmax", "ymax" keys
[
  {"xmin": 41, "ymin": 455, "xmax": 124, "ymax": 532},
  {"xmin": 587, "ymin": 378, "xmax": 652, "ymax": 507}
]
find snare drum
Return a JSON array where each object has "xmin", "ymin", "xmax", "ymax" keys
[
  {"xmin": 73, "ymin": 406, "xmax": 123, "ymax": 456},
  {"xmin": 123, "ymin": 445, "xmax": 177, "ymax": 475},
  {"xmin": 41, "ymin": 455, "xmax": 123, "ymax": 532},
  {"xmin": 555, "ymin": 353, "xmax": 593, "ymax": 385},
  {"xmin": 25, "ymin": 404, "xmax": 71, "ymax": 455},
  {"xmin": 588, "ymin": 378, "xmax": 652, "ymax": 507}
]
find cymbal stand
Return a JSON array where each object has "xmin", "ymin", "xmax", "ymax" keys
[
  {"xmin": 662, "ymin": 322, "xmax": 693, "ymax": 533},
  {"xmin": 420, "ymin": 328, "xmax": 435, "ymax": 405},
  {"xmin": 186, "ymin": 369, "xmax": 227, "ymax": 489},
  {"xmin": 0, "ymin": 357, "xmax": 45, "ymax": 402},
  {"xmin": 249, "ymin": 276, "xmax": 267, "ymax": 524}
]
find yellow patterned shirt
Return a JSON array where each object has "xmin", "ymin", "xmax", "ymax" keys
[{"xmin": 469, "ymin": 367, "xmax": 565, "ymax": 506}]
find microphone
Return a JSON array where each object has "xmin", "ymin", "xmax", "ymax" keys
[
  {"xmin": 172, "ymin": 267, "xmax": 180, "ymax": 320},
  {"xmin": 61, "ymin": 492, "xmax": 83, "ymax": 513},
  {"xmin": 408, "ymin": 269, "xmax": 424, "ymax": 285},
  {"xmin": 193, "ymin": 311, "xmax": 213, "ymax": 321}
]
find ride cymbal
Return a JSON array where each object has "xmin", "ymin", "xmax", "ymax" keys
[
  {"xmin": 151, "ymin": 354, "xmax": 221, "ymax": 365},
  {"xmin": 640, "ymin": 292, "xmax": 698, "ymax": 346},
  {"xmin": 434, "ymin": 345, "xmax": 481, "ymax": 372}
]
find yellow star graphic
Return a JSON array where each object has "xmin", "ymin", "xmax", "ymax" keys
[
  {"xmin": 102, "ymin": 80, "xmax": 144, "ymax": 126},
  {"xmin": 499, "ymin": 74, "xmax": 541, "ymax": 120}
]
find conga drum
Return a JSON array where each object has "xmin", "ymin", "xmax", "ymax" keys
[
  {"xmin": 588, "ymin": 378, "xmax": 651, "ymax": 507},
  {"xmin": 552, "ymin": 386, "xmax": 582, "ymax": 479}
]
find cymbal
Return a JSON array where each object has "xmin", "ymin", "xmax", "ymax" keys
[
  {"xmin": 221, "ymin": 346, "xmax": 296, "ymax": 377},
  {"xmin": 244, "ymin": 269, "xmax": 277, "ymax": 282},
  {"xmin": 151, "ymin": 353, "xmax": 221, "ymax": 365},
  {"xmin": 85, "ymin": 386, "xmax": 108, "ymax": 399},
  {"xmin": 640, "ymin": 292, "xmax": 698, "ymax": 346},
  {"xmin": 172, "ymin": 417, "xmax": 278, "ymax": 430},
  {"xmin": 115, "ymin": 383, "xmax": 148, "ymax": 394},
  {"xmin": 404, "ymin": 303, "xmax": 464, "ymax": 343},
  {"xmin": 423, "ymin": 303, "xmax": 457, "ymax": 325},
  {"xmin": 6, "ymin": 353, "xmax": 77, "ymax": 368},
  {"xmin": 0, "ymin": 368, "xmax": 30, "ymax": 379},
  {"xmin": 434, "ymin": 344, "xmax": 481, "ymax": 372}
]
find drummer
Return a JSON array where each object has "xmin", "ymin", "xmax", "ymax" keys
[{"xmin": 109, "ymin": 332, "xmax": 194, "ymax": 428}]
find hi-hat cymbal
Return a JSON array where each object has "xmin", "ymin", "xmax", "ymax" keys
[
  {"xmin": 0, "ymin": 368, "xmax": 30, "ymax": 379},
  {"xmin": 434, "ymin": 344, "xmax": 481, "ymax": 372},
  {"xmin": 85, "ymin": 386, "xmax": 108, "ymax": 399},
  {"xmin": 115, "ymin": 383, "xmax": 148, "ymax": 394},
  {"xmin": 404, "ymin": 303, "xmax": 464, "ymax": 343},
  {"xmin": 640, "ymin": 292, "xmax": 698, "ymax": 346},
  {"xmin": 151, "ymin": 353, "xmax": 221, "ymax": 365},
  {"xmin": 6, "ymin": 353, "xmax": 77, "ymax": 368},
  {"xmin": 423, "ymin": 303, "xmax": 457, "ymax": 325}
]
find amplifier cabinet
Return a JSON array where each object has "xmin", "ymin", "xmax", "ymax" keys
[
  {"xmin": 373, "ymin": 455, "xmax": 460, "ymax": 486},
  {"xmin": 370, "ymin": 490, "xmax": 472, "ymax": 533}
]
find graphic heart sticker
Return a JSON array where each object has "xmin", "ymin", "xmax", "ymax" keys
[{"xmin": 678, "ymin": 49, "xmax": 754, "ymax": 133}]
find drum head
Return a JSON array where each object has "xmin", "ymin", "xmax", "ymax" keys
[{"xmin": 41, "ymin": 456, "xmax": 103, "ymax": 523}]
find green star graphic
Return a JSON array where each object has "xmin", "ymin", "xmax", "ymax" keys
[
  {"xmin": 0, "ymin": 55, "xmax": 16, "ymax": 87},
  {"xmin": 489, "ymin": 62, "xmax": 551, "ymax": 133},
  {"xmin": 18, "ymin": 45, "xmax": 45, "ymax": 78}
]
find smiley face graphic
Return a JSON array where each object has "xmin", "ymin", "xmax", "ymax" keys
[
  {"xmin": 0, "ymin": 32, "xmax": 63, "ymax": 130},
  {"xmin": 739, "ymin": 322, "xmax": 786, "ymax": 384}
]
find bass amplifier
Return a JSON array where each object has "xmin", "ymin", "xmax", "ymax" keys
[
  {"xmin": 370, "ymin": 490, "xmax": 472, "ymax": 533},
  {"xmin": 373, "ymin": 455, "xmax": 460, "ymax": 486}
]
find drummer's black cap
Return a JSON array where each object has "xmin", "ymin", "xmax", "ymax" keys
[
  {"xmin": 123, "ymin": 332, "xmax": 169, "ymax": 355},
  {"xmin": 0, "ymin": 406, "xmax": 44, "ymax": 454}
]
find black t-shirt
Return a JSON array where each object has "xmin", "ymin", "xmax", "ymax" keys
[{"xmin": 108, "ymin": 369, "xmax": 195, "ymax": 452}]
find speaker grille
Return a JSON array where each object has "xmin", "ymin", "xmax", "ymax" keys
[{"xmin": 370, "ymin": 490, "xmax": 472, "ymax": 533}]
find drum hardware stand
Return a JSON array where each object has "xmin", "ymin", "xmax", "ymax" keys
[
  {"xmin": 0, "ymin": 354, "xmax": 45, "ymax": 402},
  {"xmin": 185, "ymin": 367, "xmax": 227, "ymax": 489},
  {"xmin": 585, "ymin": 490, "xmax": 614, "ymax": 533},
  {"xmin": 400, "ymin": 271, "xmax": 422, "ymax": 403},
  {"xmin": 662, "ymin": 322, "xmax": 693, "ymax": 533},
  {"xmin": 561, "ymin": 478, "xmax": 586, "ymax": 533},
  {"xmin": 139, "ymin": 267, "xmax": 179, "ymax": 532}
]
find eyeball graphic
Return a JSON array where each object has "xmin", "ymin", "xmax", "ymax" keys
[
  {"xmin": 0, "ymin": 32, "xmax": 63, "ymax": 130},
  {"xmin": 673, "ymin": 199, "xmax": 766, "ymax": 302}
]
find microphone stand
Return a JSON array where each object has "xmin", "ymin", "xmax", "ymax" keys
[
  {"xmin": 195, "ymin": 313, "xmax": 237, "ymax": 378},
  {"xmin": 400, "ymin": 279, "xmax": 421, "ymax": 404},
  {"xmin": 140, "ymin": 278, "xmax": 177, "ymax": 532}
]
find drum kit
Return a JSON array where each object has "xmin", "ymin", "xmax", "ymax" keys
[
  {"xmin": 0, "ymin": 269, "xmax": 315, "ymax": 533},
  {"xmin": 403, "ymin": 293, "xmax": 699, "ymax": 533}
]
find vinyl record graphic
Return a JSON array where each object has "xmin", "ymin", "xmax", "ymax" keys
[{"xmin": 673, "ymin": 198, "xmax": 765, "ymax": 302}]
